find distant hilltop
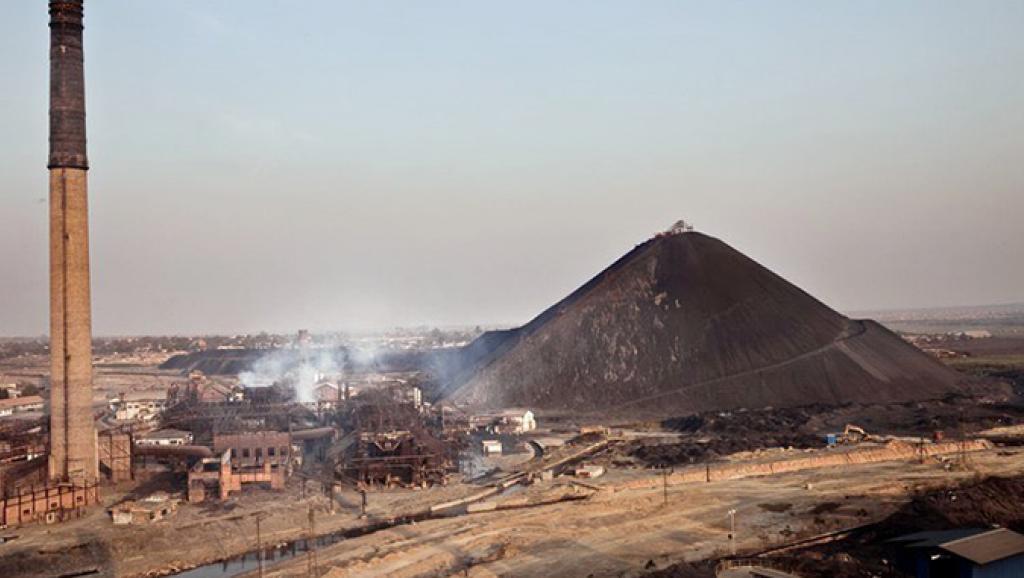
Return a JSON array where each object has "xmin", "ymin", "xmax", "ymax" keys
[
  {"xmin": 849, "ymin": 303, "xmax": 1024, "ymax": 323},
  {"xmin": 444, "ymin": 231, "xmax": 965, "ymax": 418}
]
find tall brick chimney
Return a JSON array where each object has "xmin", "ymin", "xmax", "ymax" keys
[{"xmin": 48, "ymin": 0, "xmax": 98, "ymax": 483}]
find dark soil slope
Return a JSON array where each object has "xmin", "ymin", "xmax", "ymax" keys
[
  {"xmin": 161, "ymin": 348, "xmax": 268, "ymax": 375},
  {"xmin": 448, "ymin": 232, "xmax": 963, "ymax": 417}
]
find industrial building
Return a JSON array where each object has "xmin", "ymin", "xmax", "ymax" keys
[
  {"xmin": 187, "ymin": 432, "xmax": 295, "ymax": 503},
  {"xmin": 891, "ymin": 527, "xmax": 1024, "ymax": 578},
  {"xmin": 469, "ymin": 409, "xmax": 536, "ymax": 434},
  {"xmin": 134, "ymin": 429, "xmax": 193, "ymax": 447},
  {"xmin": 0, "ymin": 383, "xmax": 23, "ymax": 398},
  {"xmin": 114, "ymin": 390, "xmax": 168, "ymax": 421},
  {"xmin": 0, "ymin": 396, "xmax": 45, "ymax": 417}
]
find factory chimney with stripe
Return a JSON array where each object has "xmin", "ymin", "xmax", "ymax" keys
[{"xmin": 47, "ymin": 0, "xmax": 98, "ymax": 483}]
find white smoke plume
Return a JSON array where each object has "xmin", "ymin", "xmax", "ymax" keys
[{"xmin": 238, "ymin": 346, "xmax": 347, "ymax": 403}]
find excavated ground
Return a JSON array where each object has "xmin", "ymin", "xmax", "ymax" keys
[
  {"xmin": 3, "ymin": 421, "xmax": 1023, "ymax": 577},
  {"xmin": 225, "ymin": 444, "xmax": 1024, "ymax": 578},
  {"xmin": 0, "ymin": 475, "xmax": 496, "ymax": 578},
  {"xmin": 614, "ymin": 396, "xmax": 1024, "ymax": 468},
  {"xmin": 642, "ymin": 475, "xmax": 1024, "ymax": 578}
]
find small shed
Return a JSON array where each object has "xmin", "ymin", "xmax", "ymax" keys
[{"xmin": 481, "ymin": 440, "xmax": 503, "ymax": 455}]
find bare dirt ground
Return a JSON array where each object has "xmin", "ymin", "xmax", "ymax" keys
[
  {"xmin": 0, "ymin": 354, "xmax": 182, "ymax": 411},
  {"xmin": 4, "ymin": 435, "xmax": 1018, "ymax": 578},
  {"xmin": 240, "ymin": 446, "xmax": 1024, "ymax": 578},
  {"xmin": 3, "ymin": 341, "xmax": 1023, "ymax": 578},
  {"xmin": 591, "ymin": 395, "xmax": 1024, "ymax": 470},
  {"xmin": 645, "ymin": 474, "xmax": 1024, "ymax": 578},
  {"xmin": 0, "ymin": 472, "xmax": 499, "ymax": 578}
]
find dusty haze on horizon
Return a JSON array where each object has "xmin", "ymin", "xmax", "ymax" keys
[{"xmin": 1, "ymin": 1, "xmax": 1021, "ymax": 336}]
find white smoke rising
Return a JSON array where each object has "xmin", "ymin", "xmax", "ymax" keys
[{"xmin": 238, "ymin": 346, "xmax": 348, "ymax": 403}]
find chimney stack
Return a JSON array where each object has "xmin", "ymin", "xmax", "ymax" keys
[{"xmin": 48, "ymin": 0, "xmax": 98, "ymax": 483}]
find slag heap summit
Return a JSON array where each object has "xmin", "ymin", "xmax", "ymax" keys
[{"xmin": 447, "ymin": 226, "xmax": 963, "ymax": 417}]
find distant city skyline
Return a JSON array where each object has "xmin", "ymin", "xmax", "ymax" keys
[{"xmin": 1, "ymin": 1, "xmax": 1022, "ymax": 336}]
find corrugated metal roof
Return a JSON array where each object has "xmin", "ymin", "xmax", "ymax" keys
[{"xmin": 940, "ymin": 528, "xmax": 1024, "ymax": 565}]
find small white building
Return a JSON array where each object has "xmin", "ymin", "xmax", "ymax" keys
[
  {"xmin": 481, "ymin": 439, "xmax": 503, "ymax": 455},
  {"xmin": 115, "ymin": 391, "xmax": 168, "ymax": 421},
  {"xmin": 0, "ymin": 383, "xmax": 21, "ymax": 398},
  {"xmin": 517, "ymin": 410, "xmax": 537, "ymax": 432},
  {"xmin": 470, "ymin": 409, "xmax": 536, "ymax": 434}
]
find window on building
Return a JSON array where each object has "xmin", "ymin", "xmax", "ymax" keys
[
  {"xmin": 268, "ymin": 447, "xmax": 276, "ymax": 456},
  {"xmin": 242, "ymin": 448, "xmax": 250, "ymax": 458},
  {"xmin": 255, "ymin": 448, "xmax": 263, "ymax": 459}
]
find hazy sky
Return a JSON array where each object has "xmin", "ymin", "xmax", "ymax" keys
[{"xmin": 1, "ymin": 1, "xmax": 1022, "ymax": 336}]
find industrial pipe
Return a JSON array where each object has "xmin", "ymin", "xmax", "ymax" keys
[
  {"xmin": 132, "ymin": 445, "xmax": 213, "ymax": 458},
  {"xmin": 291, "ymin": 427, "xmax": 337, "ymax": 441}
]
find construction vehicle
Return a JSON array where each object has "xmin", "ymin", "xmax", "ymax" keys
[{"xmin": 826, "ymin": 424, "xmax": 881, "ymax": 446}]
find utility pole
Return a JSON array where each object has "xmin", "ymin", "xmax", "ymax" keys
[
  {"xmin": 727, "ymin": 508, "xmax": 737, "ymax": 556},
  {"xmin": 307, "ymin": 505, "xmax": 318, "ymax": 577},
  {"xmin": 662, "ymin": 467, "xmax": 673, "ymax": 506},
  {"xmin": 955, "ymin": 409, "xmax": 970, "ymax": 471},
  {"xmin": 255, "ymin": 513, "xmax": 267, "ymax": 578}
]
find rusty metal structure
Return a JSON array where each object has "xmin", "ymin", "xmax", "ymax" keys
[
  {"xmin": 161, "ymin": 395, "xmax": 313, "ymax": 444},
  {"xmin": 0, "ymin": 419, "xmax": 50, "ymax": 498},
  {"xmin": 97, "ymin": 430, "xmax": 132, "ymax": 482},
  {"xmin": 48, "ymin": 0, "xmax": 98, "ymax": 484},
  {"xmin": 336, "ymin": 392, "xmax": 457, "ymax": 488}
]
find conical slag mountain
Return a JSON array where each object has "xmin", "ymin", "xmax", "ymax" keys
[{"xmin": 447, "ymin": 231, "xmax": 962, "ymax": 416}]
